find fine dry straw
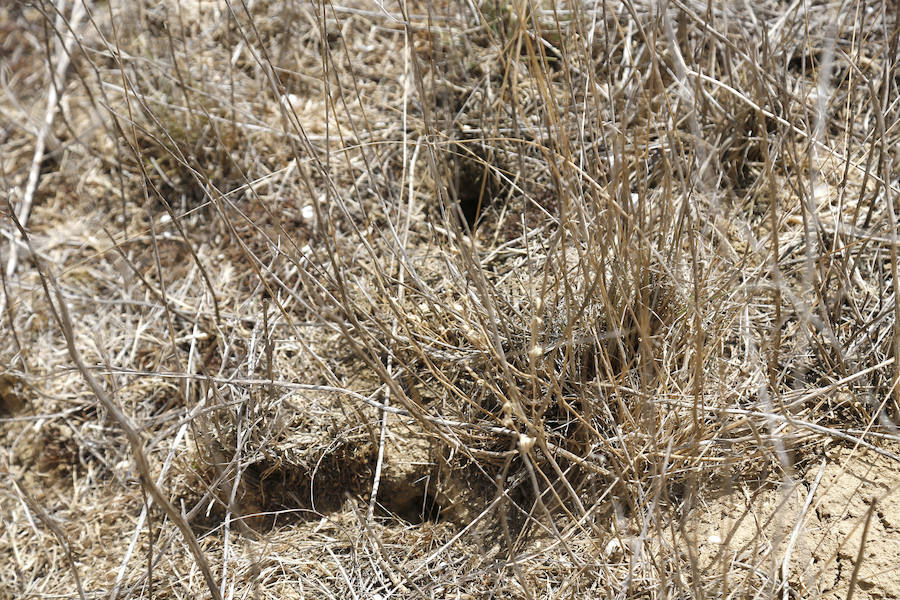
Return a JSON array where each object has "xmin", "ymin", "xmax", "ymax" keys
[{"xmin": 2, "ymin": 0, "xmax": 900, "ymax": 598}]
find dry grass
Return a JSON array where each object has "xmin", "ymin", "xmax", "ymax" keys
[{"xmin": 3, "ymin": 0, "xmax": 900, "ymax": 598}]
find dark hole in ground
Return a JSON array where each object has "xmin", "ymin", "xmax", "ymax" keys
[
  {"xmin": 188, "ymin": 441, "xmax": 448, "ymax": 533},
  {"xmin": 189, "ymin": 441, "xmax": 376, "ymax": 534},
  {"xmin": 377, "ymin": 486, "xmax": 442, "ymax": 524},
  {"xmin": 448, "ymin": 144, "xmax": 499, "ymax": 232}
]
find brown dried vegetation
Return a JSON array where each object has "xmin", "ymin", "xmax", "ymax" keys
[{"xmin": 3, "ymin": 0, "xmax": 900, "ymax": 599}]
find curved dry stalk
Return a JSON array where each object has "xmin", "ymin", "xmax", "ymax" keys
[{"xmin": 7, "ymin": 206, "xmax": 225, "ymax": 600}]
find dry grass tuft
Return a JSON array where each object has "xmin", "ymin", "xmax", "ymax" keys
[{"xmin": 3, "ymin": 0, "xmax": 900, "ymax": 598}]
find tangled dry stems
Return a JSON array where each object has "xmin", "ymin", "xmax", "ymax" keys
[{"xmin": 3, "ymin": 0, "xmax": 900, "ymax": 598}]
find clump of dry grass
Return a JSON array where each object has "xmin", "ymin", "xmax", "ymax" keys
[{"xmin": 3, "ymin": 0, "xmax": 900, "ymax": 598}]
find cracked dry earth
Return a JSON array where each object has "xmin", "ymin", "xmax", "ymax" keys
[{"xmin": 693, "ymin": 444, "xmax": 900, "ymax": 600}]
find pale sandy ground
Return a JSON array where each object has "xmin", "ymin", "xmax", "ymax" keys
[{"xmin": 693, "ymin": 444, "xmax": 900, "ymax": 600}]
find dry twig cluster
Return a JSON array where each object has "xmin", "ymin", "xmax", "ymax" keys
[{"xmin": 3, "ymin": 0, "xmax": 900, "ymax": 598}]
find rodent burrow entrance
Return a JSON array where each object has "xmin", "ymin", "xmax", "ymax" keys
[
  {"xmin": 374, "ymin": 480, "xmax": 442, "ymax": 524},
  {"xmin": 447, "ymin": 139, "xmax": 502, "ymax": 232},
  {"xmin": 188, "ymin": 435, "xmax": 446, "ymax": 532}
]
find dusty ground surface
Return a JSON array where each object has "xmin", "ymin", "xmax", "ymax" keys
[
  {"xmin": 693, "ymin": 444, "xmax": 900, "ymax": 599},
  {"xmin": 3, "ymin": 1, "xmax": 900, "ymax": 599}
]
